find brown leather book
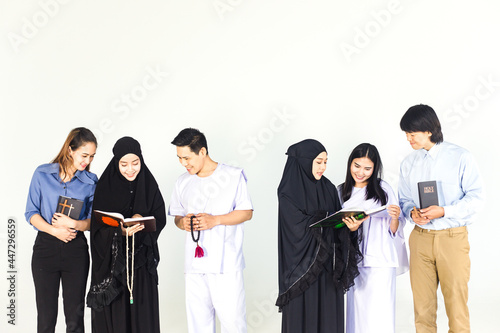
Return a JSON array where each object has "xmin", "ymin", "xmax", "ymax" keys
[{"xmin": 93, "ymin": 210, "xmax": 156, "ymax": 232}]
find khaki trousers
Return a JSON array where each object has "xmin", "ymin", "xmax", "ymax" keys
[{"xmin": 409, "ymin": 226, "xmax": 470, "ymax": 333}]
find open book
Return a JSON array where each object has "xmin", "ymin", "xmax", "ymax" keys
[
  {"xmin": 309, "ymin": 205, "xmax": 387, "ymax": 228},
  {"xmin": 93, "ymin": 210, "xmax": 157, "ymax": 232}
]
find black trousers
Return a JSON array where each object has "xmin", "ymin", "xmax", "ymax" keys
[{"xmin": 32, "ymin": 231, "xmax": 90, "ymax": 333}]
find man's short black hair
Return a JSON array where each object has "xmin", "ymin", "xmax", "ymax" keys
[
  {"xmin": 400, "ymin": 104, "xmax": 444, "ymax": 144},
  {"xmin": 171, "ymin": 128, "xmax": 208, "ymax": 154}
]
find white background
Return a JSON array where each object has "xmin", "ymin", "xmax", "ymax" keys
[{"xmin": 1, "ymin": 0, "xmax": 499, "ymax": 332}]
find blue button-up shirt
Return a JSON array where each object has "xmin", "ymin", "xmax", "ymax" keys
[
  {"xmin": 25, "ymin": 163, "xmax": 98, "ymax": 230},
  {"xmin": 399, "ymin": 142, "xmax": 483, "ymax": 230}
]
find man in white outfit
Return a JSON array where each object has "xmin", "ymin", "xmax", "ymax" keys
[{"xmin": 169, "ymin": 128, "xmax": 253, "ymax": 333}]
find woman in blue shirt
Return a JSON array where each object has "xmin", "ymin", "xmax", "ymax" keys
[{"xmin": 25, "ymin": 127, "xmax": 98, "ymax": 333}]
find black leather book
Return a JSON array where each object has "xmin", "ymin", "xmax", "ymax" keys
[
  {"xmin": 418, "ymin": 181, "xmax": 439, "ymax": 209},
  {"xmin": 56, "ymin": 196, "xmax": 84, "ymax": 219}
]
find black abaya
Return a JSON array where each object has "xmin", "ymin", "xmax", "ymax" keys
[
  {"xmin": 86, "ymin": 137, "xmax": 166, "ymax": 333},
  {"xmin": 276, "ymin": 139, "xmax": 361, "ymax": 333},
  {"xmin": 281, "ymin": 269, "xmax": 343, "ymax": 333}
]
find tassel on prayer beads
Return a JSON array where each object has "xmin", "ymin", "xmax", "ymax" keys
[{"xmin": 195, "ymin": 242, "xmax": 204, "ymax": 258}]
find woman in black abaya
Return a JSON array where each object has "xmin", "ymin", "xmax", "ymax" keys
[
  {"xmin": 87, "ymin": 137, "xmax": 166, "ymax": 333},
  {"xmin": 276, "ymin": 139, "xmax": 362, "ymax": 333}
]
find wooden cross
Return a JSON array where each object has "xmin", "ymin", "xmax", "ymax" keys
[{"xmin": 58, "ymin": 199, "xmax": 74, "ymax": 216}]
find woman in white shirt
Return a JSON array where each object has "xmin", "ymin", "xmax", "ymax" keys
[{"xmin": 338, "ymin": 143, "xmax": 409, "ymax": 333}]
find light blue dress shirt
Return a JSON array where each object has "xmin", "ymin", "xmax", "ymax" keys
[
  {"xmin": 25, "ymin": 163, "xmax": 98, "ymax": 230},
  {"xmin": 399, "ymin": 142, "xmax": 483, "ymax": 230}
]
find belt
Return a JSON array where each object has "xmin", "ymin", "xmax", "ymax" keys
[{"xmin": 414, "ymin": 225, "xmax": 467, "ymax": 235}]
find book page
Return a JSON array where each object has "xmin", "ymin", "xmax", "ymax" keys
[
  {"xmin": 94, "ymin": 210, "xmax": 125, "ymax": 220},
  {"xmin": 123, "ymin": 216, "xmax": 155, "ymax": 223}
]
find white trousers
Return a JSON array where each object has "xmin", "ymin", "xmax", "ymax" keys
[
  {"xmin": 185, "ymin": 271, "xmax": 247, "ymax": 333},
  {"xmin": 346, "ymin": 267, "xmax": 396, "ymax": 333}
]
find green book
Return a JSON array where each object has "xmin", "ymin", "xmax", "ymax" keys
[{"xmin": 309, "ymin": 205, "xmax": 387, "ymax": 229}]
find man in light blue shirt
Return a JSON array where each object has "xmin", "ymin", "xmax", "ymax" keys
[{"xmin": 398, "ymin": 104, "xmax": 483, "ymax": 333}]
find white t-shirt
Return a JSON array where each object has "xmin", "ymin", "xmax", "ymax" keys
[{"xmin": 169, "ymin": 163, "xmax": 253, "ymax": 274}]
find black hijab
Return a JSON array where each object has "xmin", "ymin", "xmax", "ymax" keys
[
  {"xmin": 276, "ymin": 139, "xmax": 360, "ymax": 310},
  {"xmin": 87, "ymin": 137, "xmax": 166, "ymax": 310},
  {"xmin": 93, "ymin": 137, "xmax": 161, "ymax": 217},
  {"xmin": 277, "ymin": 139, "xmax": 336, "ymax": 215}
]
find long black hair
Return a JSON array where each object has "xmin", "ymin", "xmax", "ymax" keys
[{"xmin": 341, "ymin": 143, "xmax": 387, "ymax": 205}]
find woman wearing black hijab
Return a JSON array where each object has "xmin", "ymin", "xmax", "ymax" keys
[
  {"xmin": 276, "ymin": 139, "xmax": 362, "ymax": 333},
  {"xmin": 87, "ymin": 137, "xmax": 166, "ymax": 333}
]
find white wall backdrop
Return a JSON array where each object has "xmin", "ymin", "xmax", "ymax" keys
[{"xmin": 1, "ymin": 1, "xmax": 499, "ymax": 332}]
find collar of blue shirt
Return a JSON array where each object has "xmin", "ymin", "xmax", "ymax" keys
[{"xmin": 39, "ymin": 163, "xmax": 95, "ymax": 185}]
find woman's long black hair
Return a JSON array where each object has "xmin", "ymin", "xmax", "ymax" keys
[{"xmin": 341, "ymin": 143, "xmax": 387, "ymax": 205}]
